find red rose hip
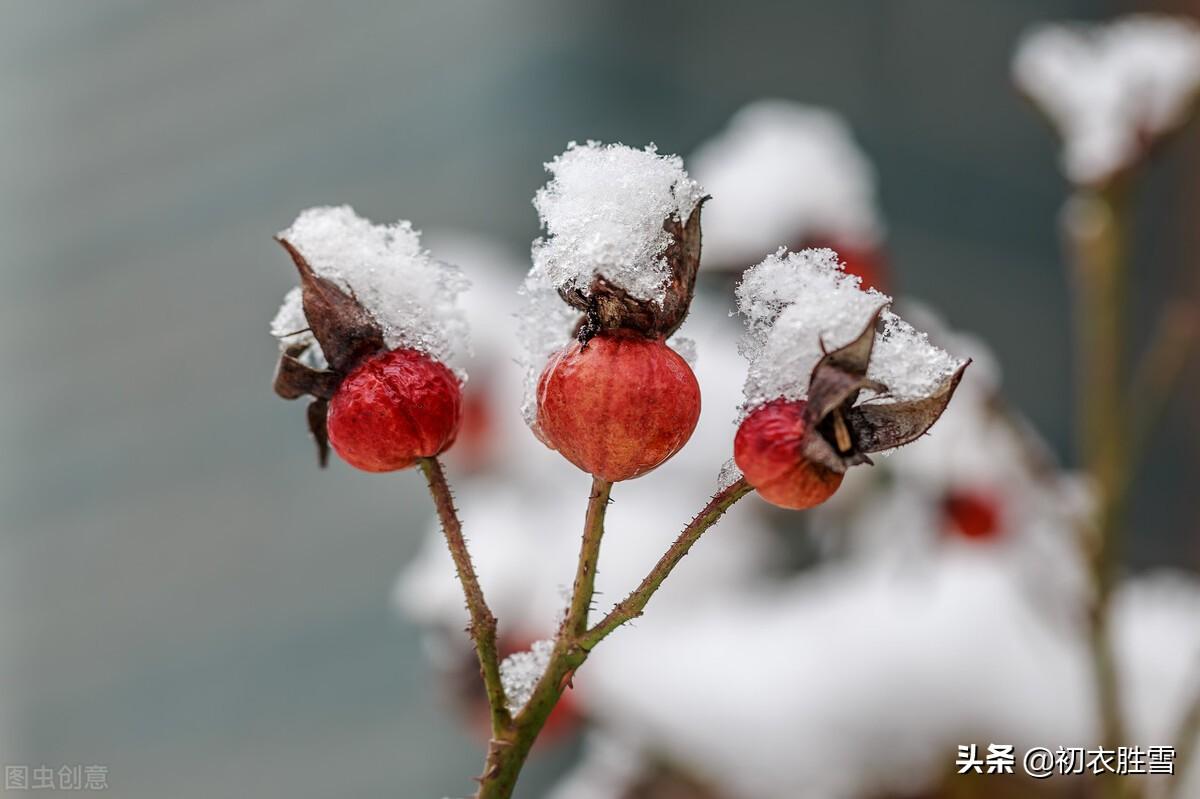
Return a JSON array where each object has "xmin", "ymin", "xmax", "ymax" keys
[
  {"xmin": 326, "ymin": 348, "xmax": 463, "ymax": 472},
  {"xmin": 734, "ymin": 399, "xmax": 843, "ymax": 509},
  {"xmin": 536, "ymin": 330, "xmax": 701, "ymax": 482}
]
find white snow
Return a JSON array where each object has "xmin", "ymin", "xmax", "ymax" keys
[
  {"xmin": 269, "ymin": 286, "xmax": 329, "ymax": 370},
  {"xmin": 1014, "ymin": 14, "xmax": 1200, "ymax": 185},
  {"xmin": 499, "ymin": 638, "xmax": 555, "ymax": 711},
  {"xmin": 515, "ymin": 282, "xmax": 580, "ymax": 427},
  {"xmin": 691, "ymin": 100, "xmax": 883, "ymax": 268},
  {"xmin": 274, "ymin": 205, "xmax": 470, "ymax": 371},
  {"xmin": 716, "ymin": 457, "xmax": 743, "ymax": 491},
  {"xmin": 735, "ymin": 248, "xmax": 964, "ymax": 413},
  {"xmin": 529, "ymin": 142, "xmax": 705, "ymax": 304}
]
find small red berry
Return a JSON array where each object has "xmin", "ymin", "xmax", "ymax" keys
[
  {"xmin": 734, "ymin": 399, "xmax": 844, "ymax": 509},
  {"xmin": 942, "ymin": 490, "xmax": 1002, "ymax": 541},
  {"xmin": 536, "ymin": 330, "xmax": 701, "ymax": 482},
  {"xmin": 326, "ymin": 348, "xmax": 462, "ymax": 472}
]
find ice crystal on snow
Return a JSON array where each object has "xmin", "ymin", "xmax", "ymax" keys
[
  {"xmin": 500, "ymin": 639, "xmax": 555, "ymax": 711},
  {"xmin": 273, "ymin": 205, "xmax": 470, "ymax": 370},
  {"xmin": 530, "ymin": 142, "xmax": 704, "ymax": 304},
  {"xmin": 736, "ymin": 248, "xmax": 963, "ymax": 414},
  {"xmin": 1014, "ymin": 15, "xmax": 1200, "ymax": 184}
]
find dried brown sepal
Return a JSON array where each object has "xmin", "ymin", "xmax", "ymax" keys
[
  {"xmin": 275, "ymin": 237, "xmax": 386, "ymax": 372},
  {"xmin": 848, "ymin": 363, "xmax": 969, "ymax": 453},
  {"xmin": 560, "ymin": 200, "xmax": 706, "ymax": 342},
  {"xmin": 307, "ymin": 398, "xmax": 330, "ymax": 468},
  {"xmin": 273, "ymin": 345, "xmax": 340, "ymax": 401},
  {"xmin": 800, "ymin": 306, "xmax": 969, "ymax": 473}
]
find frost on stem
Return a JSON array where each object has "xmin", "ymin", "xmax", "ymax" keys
[
  {"xmin": 717, "ymin": 457, "xmax": 744, "ymax": 492},
  {"xmin": 691, "ymin": 100, "xmax": 883, "ymax": 269},
  {"xmin": 498, "ymin": 639, "xmax": 554, "ymax": 711},
  {"xmin": 1013, "ymin": 14, "xmax": 1200, "ymax": 186}
]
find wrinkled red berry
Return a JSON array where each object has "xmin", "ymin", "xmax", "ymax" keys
[
  {"xmin": 942, "ymin": 490, "xmax": 1002, "ymax": 541},
  {"xmin": 326, "ymin": 348, "xmax": 462, "ymax": 472},
  {"xmin": 536, "ymin": 330, "xmax": 701, "ymax": 482},
  {"xmin": 734, "ymin": 399, "xmax": 844, "ymax": 509}
]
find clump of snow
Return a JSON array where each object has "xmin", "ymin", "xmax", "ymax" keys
[
  {"xmin": 716, "ymin": 458, "xmax": 743, "ymax": 491},
  {"xmin": 273, "ymin": 205, "xmax": 470, "ymax": 370},
  {"xmin": 691, "ymin": 100, "xmax": 883, "ymax": 269},
  {"xmin": 499, "ymin": 639, "xmax": 555, "ymax": 711},
  {"xmin": 736, "ymin": 248, "xmax": 964, "ymax": 413},
  {"xmin": 530, "ymin": 142, "xmax": 705, "ymax": 304},
  {"xmin": 1013, "ymin": 14, "xmax": 1200, "ymax": 185}
]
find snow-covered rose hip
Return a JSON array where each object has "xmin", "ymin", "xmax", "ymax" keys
[
  {"xmin": 733, "ymin": 248, "xmax": 968, "ymax": 510},
  {"xmin": 269, "ymin": 206, "xmax": 470, "ymax": 470},
  {"xmin": 734, "ymin": 399, "xmax": 842, "ymax": 509},
  {"xmin": 536, "ymin": 330, "xmax": 700, "ymax": 482},
  {"xmin": 325, "ymin": 348, "xmax": 462, "ymax": 472},
  {"xmin": 519, "ymin": 142, "xmax": 708, "ymax": 480}
]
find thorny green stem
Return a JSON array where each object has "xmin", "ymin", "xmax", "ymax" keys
[
  {"xmin": 1067, "ymin": 186, "xmax": 1130, "ymax": 799},
  {"xmin": 417, "ymin": 457, "xmax": 512, "ymax": 737},
  {"xmin": 567, "ymin": 477, "xmax": 614, "ymax": 638},
  {"xmin": 583, "ymin": 477, "xmax": 753, "ymax": 649},
  {"xmin": 472, "ymin": 476, "xmax": 752, "ymax": 799}
]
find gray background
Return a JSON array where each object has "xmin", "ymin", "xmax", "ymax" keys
[{"xmin": 2, "ymin": 1, "xmax": 1197, "ymax": 797}]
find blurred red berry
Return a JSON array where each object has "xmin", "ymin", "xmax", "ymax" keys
[
  {"xmin": 326, "ymin": 348, "xmax": 462, "ymax": 472},
  {"xmin": 734, "ymin": 399, "xmax": 844, "ymax": 509},
  {"xmin": 804, "ymin": 238, "xmax": 889, "ymax": 293},
  {"xmin": 943, "ymin": 490, "xmax": 1002, "ymax": 541},
  {"xmin": 536, "ymin": 330, "xmax": 701, "ymax": 482}
]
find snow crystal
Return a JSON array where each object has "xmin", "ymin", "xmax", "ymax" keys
[
  {"xmin": 1013, "ymin": 14, "xmax": 1200, "ymax": 185},
  {"xmin": 500, "ymin": 638, "xmax": 555, "ymax": 711},
  {"xmin": 530, "ymin": 142, "xmax": 705, "ymax": 304},
  {"xmin": 717, "ymin": 458, "xmax": 743, "ymax": 491},
  {"xmin": 691, "ymin": 100, "xmax": 883, "ymax": 268},
  {"xmin": 275, "ymin": 205, "xmax": 470, "ymax": 370},
  {"xmin": 735, "ymin": 248, "xmax": 964, "ymax": 413}
]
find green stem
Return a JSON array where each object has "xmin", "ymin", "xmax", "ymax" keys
[
  {"xmin": 472, "ymin": 476, "xmax": 752, "ymax": 798},
  {"xmin": 565, "ymin": 477, "xmax": 614, "ymax": 637},
  {"xmin": 1067, "ymin": 187, "xmax": 1129, "ymax": 797},
  {"xmin": 417, "ymin": 457, "xmax": 512, "ymax": 735},
  {"xmin": 583, "ymin": 478, "xmax": 752, "ymax": 649}
]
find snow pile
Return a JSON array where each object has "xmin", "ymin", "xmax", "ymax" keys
[
  {"xmin": 518, "ymin": 142, "xmax": 704, "ymax": 424},
  {"xmin": 271, "ymin": 205, "xmax": 470, "ymax": 369},
  {"xmin": 499, "ymin": 638, "xmax": 554, "ymax": 711},
  {"xmin": 1014, "ymin": 14, "xmax": 1200, "ymax": 184},
  {"xmin": 529, "ymin": 142, "xmax": 705, "ymax": 305},
  {"xmin": 736, "ymin": 248, "xmax": 963, "ymax": 413},
  {"xmin": 692, "ymin": 100, "xmax": 883, "ymax": 268}
]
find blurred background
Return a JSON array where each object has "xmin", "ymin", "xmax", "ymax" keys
[{"xmin": 2, "ymin": 1, "xmax": 1198, "ymax": 797}]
